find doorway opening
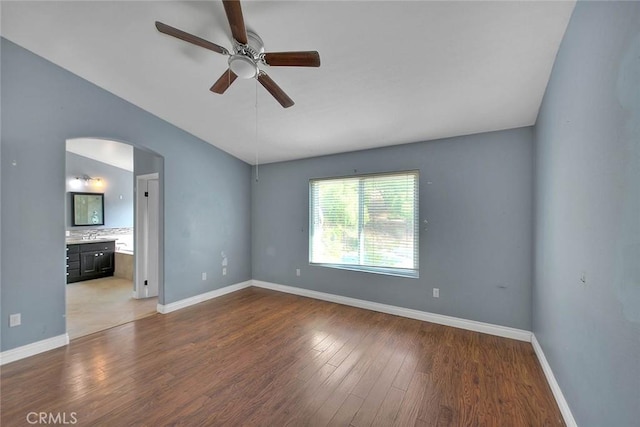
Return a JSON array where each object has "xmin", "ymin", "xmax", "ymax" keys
[{"xmin": 64, "ymin": 138, "xmax": 164, "ymax": 339}]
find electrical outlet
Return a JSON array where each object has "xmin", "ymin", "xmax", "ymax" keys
[
  {"xmin": 433, "ymin": 288, "xmax": 440, "ymax": 298},
  {"xmin": 9, "ymin": 313, "xmax": 21, "ymax": 327},
  {"xmin": 222, "ymin": 268, "xmax": 227, "ymax": 276},
  {"xmin": 202, "ymin": 272, "xmax": 207, "ymax": 281},
  {"xmin": 296, "ymin": 269, "xmax": 301, "ymax": 277}
]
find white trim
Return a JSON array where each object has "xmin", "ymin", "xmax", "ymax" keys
[
  {"xmin": 251, "ymin": 280, "xmax": 532, "ymax": 342},
  {"xmin": 157, "ymin": 281, "xmax": 252, "ymax": 314},
  {"xmin": 0, "ymin": 334, "xmax": 69, "ymax": 366},
  {"xmin": 136, "ymin": 173, "xmax": 159, "ymax": 180},
  {"xmin": 531, "ymin": 335, "xmax": 578, "ymax": 427}
]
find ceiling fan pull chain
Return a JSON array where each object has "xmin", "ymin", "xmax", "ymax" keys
[{"xmin": 255, "ymin": 77, "xmax": 260, "ymax": 182}]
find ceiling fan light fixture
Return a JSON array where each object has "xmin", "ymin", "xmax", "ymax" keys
[
  {"xmin": 229, "ymin": 55, "xmax": 258, "ymax": 79},
  {"xmin": 155, "ymin": 2, "xmax": 320, "ymax": 106}
]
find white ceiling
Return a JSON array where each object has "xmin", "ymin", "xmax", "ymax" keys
[
  {"xmin": 1, "ymin": 1, "xmax": 575, "ymax": 165},
  {"xmin": 66, "ymin": 138, "xmax": 134, "ymax": 172}
]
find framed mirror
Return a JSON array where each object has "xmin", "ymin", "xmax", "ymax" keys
[{"xmin": 71, "ymin": 192, "xmax": 105, "ymax": 226}]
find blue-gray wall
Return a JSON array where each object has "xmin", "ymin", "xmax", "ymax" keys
[
  {"xmin": 533, "ymin": 1, "xmax": 640, "ymax": 425},
  {"xmin": 65, "ymin": 151, "xmax": 133, "ymax": 229},
  {"xmin": 0, "ymin": 38, "xmax": 252, "ymax": 351},
  {"xmin": 252, "ymin": 127, "xmax": 534, "ymax": 330},
  {"xmin": 134, "ymin": 146, "xmax": 163, "ymax": 177}
]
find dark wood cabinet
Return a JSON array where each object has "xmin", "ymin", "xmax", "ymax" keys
[
  {"xmin": 66, "ymin": 244, "xmax": 80, "ymax": 282},
  {"xmin": 66, "ymin": 240, "xmax": 115, "ymax": 283}
]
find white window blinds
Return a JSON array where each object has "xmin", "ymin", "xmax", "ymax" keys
[{"xmin": 310, "ymin": 171, "xmax": 419, "ymax": 278}]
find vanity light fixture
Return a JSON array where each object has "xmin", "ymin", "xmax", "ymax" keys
[{"xmin": 73, "ymin": 175, "xmax": 103, "ymax": 187}]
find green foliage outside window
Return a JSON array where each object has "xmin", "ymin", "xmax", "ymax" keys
[{"xmin": 310, "ymin": 171, "xmax": 418, "ymax": 277}]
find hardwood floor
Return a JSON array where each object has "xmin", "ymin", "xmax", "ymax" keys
[{"xmin": 1, "ymin": 287, "xmax": 564, "ymax": 426}]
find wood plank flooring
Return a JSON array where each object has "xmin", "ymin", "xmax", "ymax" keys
[{"xmin": 0, "ymin": 287, "xmax": 564, "ymax": 426}]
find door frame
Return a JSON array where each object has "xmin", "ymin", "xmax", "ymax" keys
[{"xmin": 134, "ymin": 173, "xmax": 160, "ymax": 299}]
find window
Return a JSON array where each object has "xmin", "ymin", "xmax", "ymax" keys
[{"xmin": 309, "ymin": 170, "xmax": 419, "ymax": 278}]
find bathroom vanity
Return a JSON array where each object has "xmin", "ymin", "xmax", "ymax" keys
[{"xmin": 66, "ymin": 239, "xmax": 116, "ymax": 283}]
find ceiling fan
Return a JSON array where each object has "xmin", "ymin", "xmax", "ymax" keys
[{"xmin": 155, "ymin": 0, "xmax": 320, "ymax": 108}]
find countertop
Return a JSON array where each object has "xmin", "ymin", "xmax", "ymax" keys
[{"xmin": 66, "ymin": 238, "xmax": 117, "ymax": 245}]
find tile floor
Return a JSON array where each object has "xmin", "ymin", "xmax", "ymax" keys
[{"xmin": 66, "ymin": 276, "xmax": 157, "ymax": 339}]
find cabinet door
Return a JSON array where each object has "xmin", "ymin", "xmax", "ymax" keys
[
  {"xmin": 67, "ymin": 269, "xmax": 82, "ymax": 283},
  {"xmin": 98, "ymin": 251, "xmax": 114, "ymax": 273},
  {"xmin": 80, "ymin": 251, "xmax": 100, "ymax": 274}
]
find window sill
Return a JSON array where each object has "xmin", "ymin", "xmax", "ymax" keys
[{"xmin": 310, "ymin": 263, "xmax": 419, "ymax": 279}]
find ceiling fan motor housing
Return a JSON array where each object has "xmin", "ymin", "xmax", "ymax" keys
[{"xmin": 229, "ymin": 30, "xmax": 264, "ymax": 79}]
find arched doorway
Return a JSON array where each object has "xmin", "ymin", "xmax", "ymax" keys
[{"xmin": 64, "ymin": 137, "xmax": 164, "ymax": 339}]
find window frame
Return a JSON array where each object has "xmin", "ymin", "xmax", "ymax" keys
[{"xmin": 308, "ymin": 170, "xmax": 419, "ymax": 279}]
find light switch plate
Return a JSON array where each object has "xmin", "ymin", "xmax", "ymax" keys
[{"xmin": 9, "ymin": 313, "xmax": 21, "ymax": 327}]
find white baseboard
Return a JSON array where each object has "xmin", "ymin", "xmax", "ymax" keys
[
  {"xmin": 251, "ymin": 280, "xmax": 532, "ymax": 342},
  {"xmin": 0, "ymin": 334, "xmax": 69, "ymax": 366},
  {"xmin": 157, "ymin": 280, "xmax": 252, "ymax": 314},
  {"xmin": 531, "ymin": 335, "xmax": 577, "ymax": 427}
]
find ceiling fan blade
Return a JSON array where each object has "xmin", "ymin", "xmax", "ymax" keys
[
  {"xmin": 210, "ymin": 69, "xmax": 238, "ymax": 94},
  {"xmin": 263, "ymin": 51, "xmax": 321, "ymax": 67},
  {"xmin": 155, "ymin": 21, "xmax": 228, "ymax": 55},
  {"xmin": 257, "ymin": 72, "xmax": 294, "ymax": 108},
  {"xmin": 222, "ymin": 0, "xmax": 248, "ymax": 45}
]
